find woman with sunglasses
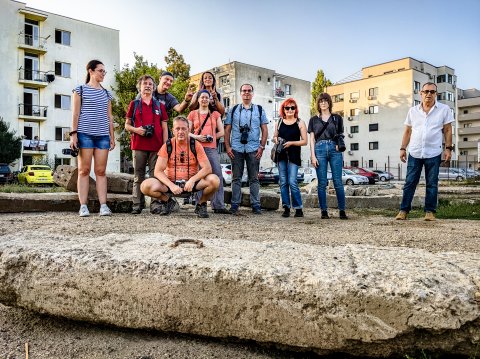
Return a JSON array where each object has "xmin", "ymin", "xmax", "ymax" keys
[
  {"xmin": 189, "ymin": 71, "xmax": 225, "ymax": 116},
  {"xmin": 308, "ymin": 93, "xmax": 347, "ymax": 220},
  {"xmin": 70, "ymin": 59, "xmax": 115, "ymax": 217},
  {"xmin": 274, "ymin": 98, "xmax": 308, "ymax": 218},
  {"xmin": 187, "ymin": 90, "xmax": 231, "ymax": 214}
]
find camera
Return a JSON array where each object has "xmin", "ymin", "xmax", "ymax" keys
[
  {"xmin": 143, "ymin": 125, "xmax": 154, "ymax": 138},
  {"xmin": 174, "ymin": 180, "xmax": 186, "ymax": 189},
  {"xmin": 205, "ymin": 135, "xmax": 214, "ymax": 143},
  {"xmin": 334, "ymin": 134, "xmax": 346, "ymax": 152},
  {"xmin": 240, "ymin": 124, "xmax": 250, "ymax": 144},
  {"xmin": 276, "ymin": 137, "xmax": 286, "ymax": 154},
  {"xmin": 62, "ymin": 148, "xmax": 79, "ymax": 157}
]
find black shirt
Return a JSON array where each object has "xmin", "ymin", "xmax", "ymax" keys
[
  {"xmin": 307, "ymin": 115, "xmax": 344, "ymax": 142},
  {"xmin": 277, "ymin": 119, "xmax": 302, "ymax": 166}
]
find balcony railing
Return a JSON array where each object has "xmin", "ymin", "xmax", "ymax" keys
[
  {"xmin": 18, "ymin": 33, "xmax": 48, "ymax": 52},
  {"xmin": 22, "ymin": 139, "xmax": 48, "ymax": 152},
  {"xmin": 18, "ymin": 68, "xmax": 54, "ymax": 84},
  {"xmin": 18, "ymin": 104, "xmax": 48, "ymax": 118}
]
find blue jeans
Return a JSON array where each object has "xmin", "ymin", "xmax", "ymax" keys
[
  {"xmin": 231, "ymin": 150, "xmax": 260, "ymax": 209},
  {"xmin": 278, "ymin": 160, "xmax": 302, "ymax": 209},
  {"xmin": 400, "ymin": 154, "xmax": 441, "ymax": 213},
  {"xmin": 314, "ymin": 140, "xmax": 345, "ymax": 211}
]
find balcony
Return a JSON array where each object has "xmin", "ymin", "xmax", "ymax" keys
[
  {"xmin": 18, "ymin": 68, "xmax": 54, "ymax": 88},
  {"xmin": 274, "ymin": 88, "xmax": 285, "ymax": 98},
  {"xmin": 18, "ymin": 104, "xmax": 48, "ymax": 121},
  {"xmin": 22, "ymin": 139, "xmax": 48, "ymax": 153},
  {"xmin": 456, "ymin": 141, "xmax": 479, "ymax": 149},
  {"xmin": 458, "ymin": 112, "xmax": 480, "ymax": 122},
  {"xmin": 458, "ymin": 127, "xmax": 480, "ymax": 136},
  {"xmin": 272, "ymin": 111, "xmax": 280, "ymax": 120},
  {"xmin": 18, "ymin": 33, "xmax": 48, "ymax": 54}
]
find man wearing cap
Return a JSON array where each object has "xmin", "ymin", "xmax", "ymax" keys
[{"xmin": 155, "ymin": 71, "xmax": 194, "ymax": 113}]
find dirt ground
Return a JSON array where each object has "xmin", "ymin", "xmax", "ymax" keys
[{"xmin": 1, "ymin": 191, "xmax": 479, "ymax": 358}]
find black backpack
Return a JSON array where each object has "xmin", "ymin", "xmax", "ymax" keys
[
  {"xmin": 166, "ymin": 137, "xmax": 197, "ymax": 161},
  {"xmin": 130, "ymin": 98, "xmax": 162, "ymax": 127}
]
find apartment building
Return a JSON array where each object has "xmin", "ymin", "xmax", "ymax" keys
[
  {"xmin": 326, "ymin": 57, "xmax": 457, "ymax": 179},
  {"xmin": 457, "ymin": 88, "xmax": 480, "ymax": 169},
  {"xmin": 190, "ymin": 62, "xmax": 311, "ymax": 168},
  {"xmin": 0, "ymin": 0, "xmax": 120, "ymax": 172}
]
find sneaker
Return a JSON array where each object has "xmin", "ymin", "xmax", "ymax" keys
[
  {"xmin": 229, "ymin": 205, "xmax": 239, "ymax": 215},
  {"xmin": 424, "ymin": 211, "xmax": 436, "ymax": 221},
  {"xmin": 339, "ymin": 210, "xmax": 348, "ymax": 220},
  {"xmin": 395, "ymin": 211, "xmax": 408, "ymax": 220},
  {"xmin": 252, "ymin": 207, "xmax": 262, "ymax": 215},
  {"xmin": 194, "ymin": 203, "xmax": 200, "ymax": 214},
  {"xmin": 150, "ymin": 201, "xmax": 164, "ymax": 214},
  {"xmin": 213, "ymin": 208, "xmax": 232, "ymax": 214},
  {"xmin": 169, "ymin": 197, "xmax": 180, "ymax": 213},
  {"xmin": 197, "ymin": 202, "xmax": 209, "ymax": 218},
  {"xmin": 321, "ymin": 210, "xmax": 329, "ymax": 219},
  {"xmin": 282, "ymin": 207, "xmax": 290, "ymax": 218},
  {"xmin": 294, "ymin": 209, "xmax": 304, "ymax": 218},
  {"xmin": 79, "ymin": 204, "xmax": 90, "ymax": 217},
  {"xmin": 159, "ymin": 200, "xmax": 171, "ymax": 216},
  {"xmin": 99, "ymin": 204, "xmax": 112, "ymax": 216}
]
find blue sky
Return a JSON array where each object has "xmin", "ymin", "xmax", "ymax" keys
[{"xmin": 26, "ymin": 0, "xmax": 480, "ymax": 89}]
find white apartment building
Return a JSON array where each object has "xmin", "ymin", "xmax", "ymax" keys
[
  {"xmin": 326, "ymin": 57, "xmax": 457, "ymax": 179},
  {"xmin": 457, "ymin": 88, "xmax": 480, "ymax": 169},
  {"xmin": 191, "ymin": 62, "xmax": 311, "ymax": 169},
  {"xmin": 0, "ymin": 0, "xmax": 120, "ymax": 172}
]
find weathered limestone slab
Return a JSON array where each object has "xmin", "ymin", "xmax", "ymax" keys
[
  {"xmin": 301, "ymin": 193, "xmax": 424, "ymax": 210},
  {"xmin": 223, "ymin": 188, "xmax": 279, "ymax": 210},
  {"xmin": 0, "ymin": 233, "xmax": 478, "ymax": 356},
  {"xmin": 0, "ymin": 192, "xmax": 133, "ymax": 213},
  {"xmin": 107, "ymin": 172, "xmax": 134, "ymax": 194}
]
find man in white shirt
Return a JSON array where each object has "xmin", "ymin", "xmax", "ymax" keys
[{"xmin": 396, "ymin": 82, "xmax": 453, "ymax": 221}]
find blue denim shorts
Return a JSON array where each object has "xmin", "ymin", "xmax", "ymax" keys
[{"xmin": 77, "ymin": 133, "xmax": 110, "ymax": 149}]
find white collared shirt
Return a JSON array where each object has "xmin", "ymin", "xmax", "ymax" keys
[{"xmin": 405, "ymin": 101, "xmax": 454, "ymax": 159}]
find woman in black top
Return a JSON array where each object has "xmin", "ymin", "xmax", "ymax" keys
[
  {"xmin": 189, "ymin": 71, "xmax": 225, "ymax": 116},
  {"xmin": 273, "ymin": 98, "xmax": 308, "ymax": 217},
  {"xmin": 307, "ymin": 93, "xmax": 347, "ymax": 219}
]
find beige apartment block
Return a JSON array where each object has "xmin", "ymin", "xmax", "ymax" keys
[
  {"xmin": 457, "ymin": 88, "xmax": 480, "ymax": 169},
  {"xmin": 326, "ymin": 57, "xmax": 457, "ymax": 179},
  {"xmin": 0, "ymin": 0, "xmax": 120, "ymax": 172},
  {"xmin": 191, "ymin": 62, "xmax": 311, "ymax": 169}
]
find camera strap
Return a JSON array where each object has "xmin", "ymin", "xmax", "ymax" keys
[
  {"xmin": 196, "ymin": 111, "xmax": 211, "ymax": 135},
  {"xmin": 238, "ymin": 106, "xmax": 253, "ymax": 130}
]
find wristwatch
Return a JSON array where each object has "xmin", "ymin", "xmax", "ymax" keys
[
  {"xmin": 400, "ymin": 148, "xmax": 406, "ymax": 151},
  {"xmin": 259, "ymin": 145, "xmax": 265, "ymax": 150},
  {"xmin": 446, "ymin": 146, "xmax": 453, "ymax": 150}
]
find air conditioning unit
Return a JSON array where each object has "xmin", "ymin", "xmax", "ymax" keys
[
  {"xmin": 367, "ymin": 96, "xmax": 376, "ymax": 100},
  {"xmin": 348, "ymin": 151, "xmax": 353, "ymax": 155},
  {"xmin": 348, "ymin": 133, "xmax": 353, "ymax": 138},
  {"xmin": 364, "ymin": 109, "xmax": 369, "ymax": 114},
  {"xmin": 349, "ymin": 99, "xmax": 357, "ymax": 103},
  {"xmin": 452, "ymin": 84, "xmax": 456, "ymax": 89},
  {"xmin": 347, "ymin": 116, "xmax": 353, "ymax": 121}
]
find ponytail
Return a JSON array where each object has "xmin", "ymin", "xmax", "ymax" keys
[{"xmin": 85, "ymin": 59, "xmax": 104, "ymax": 84}]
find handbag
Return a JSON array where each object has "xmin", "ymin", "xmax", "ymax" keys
[{"xmin": 270, "ymin": 137, "xmax": 285, "ymax": 163}]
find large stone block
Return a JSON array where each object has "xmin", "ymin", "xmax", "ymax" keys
[
  {"xmin": 0, "ymin": 234, "xmax": 478, "ymax": 356},
  {"xmin": 107, "ymin": 172, "xmax": 134, "ymax": 194},
  {"xmin": 54, "ymin": 165, "xmax": 96, "ymax": 198},
  {"xmin": 223, "ymin": 188, "xmax": 279, "ymax": 210}
]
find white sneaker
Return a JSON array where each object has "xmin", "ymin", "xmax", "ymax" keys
[
  {"xmin": 99, "ymin": 204, "xmax": 112, "ymax": 216},
  {"xmin": 79, "ymin": 205, "xmax": 90, "ymax": 217}
]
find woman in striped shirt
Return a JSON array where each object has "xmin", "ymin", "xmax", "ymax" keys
[{"xmin": 70, "ymin": 60, "xmax": 115, "ymax": 217}]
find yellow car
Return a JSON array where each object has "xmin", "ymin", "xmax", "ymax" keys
[{"xmin": 18, "ymin": 165, "xmax": 54, "ymax": 185}]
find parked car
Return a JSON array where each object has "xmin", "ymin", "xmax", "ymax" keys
[
  {"xmin": 0, "ymin": 163, "xmax": 13, "ymax": 184},
  {"xmin": 17, "ymin": 165, "xmax": 54, "ymax": 185},
  {"xmin": 373, "ymin": 170, "xmax": 395, "ymax": 182},
  {"xmin": 258, "ymin": 167, "xmax": 304, "ymax": 185},
  {"xmin": 344, "ymin": 166, "xmax": 379, "ymax": 184},
  {"xmin": 438, "ymin": 167, "xmax": 465, "ymax": 181},
  {"xmin": 342, "ymin": 169, "xmax": 369, "ymax": 185},
  {"xmin": 301, "ymin": 167, "xmax": 333, "ymax": 183},
  {"xmin": 220, "ymin": 164, "xmax": 232, "ymax": 185}
]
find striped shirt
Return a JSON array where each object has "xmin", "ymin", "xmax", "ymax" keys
[{"xmin": 74, "ymin": 85, "xmax": 113, "ymax": 136}]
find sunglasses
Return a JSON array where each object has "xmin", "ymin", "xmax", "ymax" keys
[
  {"xmin": 421, "ymin": 90, "xmax": 437, "ymax": 95},
  {"xmin": 179, "ymin": 151, "xmax": 186, "ymax": 163},
  {"xmin": 284, "ymin": 106, "xmax": 296, "ymax": 111}
]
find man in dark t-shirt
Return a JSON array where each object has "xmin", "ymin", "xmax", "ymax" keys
[{"xmin": 154, "ymin": 71, "xmax": 194, "ymax": 113}]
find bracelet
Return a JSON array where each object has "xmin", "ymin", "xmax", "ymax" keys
[
  {"xmin": 259, "ymin": 145, "xmax": 265, "ymax": 150},
  {"xmin": 400, "ymin": 148, "xmax": 406, "ymax": 151},
  {"xmin": 69, "ymin": 130, "xmax": 78, "ymax": 136}
]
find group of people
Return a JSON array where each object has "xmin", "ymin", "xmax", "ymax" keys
[{"xmin": 70, "ymin": 59, "xmax": 453, "ymax": 221}]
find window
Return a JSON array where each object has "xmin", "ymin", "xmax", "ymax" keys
[
  {"xmin": 55, "ymin": 127, "xmax": 70, "ymax": 141},
  {"xmin": 368, "ymin": 160, "xmax": 374, "ymax": 168},
  {"xmin": 55, "ymin": 62, "xmax": 71, "ymax": 77},
  {"xmin": 350, "ymin": 126, "xmax": 359, "ymax": 133},
  {"xmin": 220, "ymin": 75, "xmax": 229, "ymax": 86},
  {"xmin": 350, "ymin": 92, "xmax": 359, "ymax": 99},
  {"xmin": 285, "ymin": 84, "xmax": 291, "ymax": 95},
  {"xmin": 333, "ymin": 93, "xmax": 344, "ymax": 103},
  {"xmin": 369, "ymin": 123, "xmax": 378, "ymax": 131},
  {"xmin": 369, "ymin": 141, "xmax": 379, "ymax": 150},
  {"xmin": 55, "ymin": 94, "xmax": 71, "ymax": 110},
  {"xmin": 447, "ymin": 74, "xmax": 453, "ymax": 84},
  {"xmin": 350, "ymin": 160, "xmax": 359, "ymax": 167},
  {"xmin": 464, "ymin": 123, "xmax": 472, "ymax": 128},
  {"xmin": 350, "ymin": 108, "xmax": 360, "ymax": 116},
  {"xmin": 446, "ymin": 91, "xmax": 454, "ymax": 101},
  {"xmin": 223, "ymin": 97, "xmax": 230, "ymax": 108},
  {"xmin": 437, "ymin": 92, "xmax": 445, "ymax": 101},
  {"xmin": 368, "ymin": 105, "xmax": 379, "ymax": 114},
  {"xmin": 414, "ymin": 81, "xmax": 421, "ymax": 93},
  {"xmin": 368, "ymin": 87, "xmax": 378, "ymax": 99},
  {"xmin": 350, "ymin": 143, "xmax": 359, "ymax": 151},
  {"xmin": 55, "ymin": 29, "xmax": 71, "ymax": 45},
  {"xmin": 463, "ymin": 110, "xmax": 468, "ymax": 114},
  {"xmin": 463, "ymin": 137, "xmax": 468, "ymax": 142},
  {"xmin": 55, "ymin": 157, "xmax": 70, "ymax": 168},
  {"xmin": 414, "ymin": 100, "xmax": 421, "ymax": 106},
  {"xmin": 437, "ymin": 75, "xmax": 446, "ymax": 83}
]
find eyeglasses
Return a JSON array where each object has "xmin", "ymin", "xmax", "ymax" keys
[
  {"xmin": 421, "ymin": 90, "xmax": 436, "ymax": 95},
  {"xmin": 241, "ymin": 89, "xmax": 253, "ymax": 93},
  {"xmin": 96, "ymin": 69, "xmax": 107, "ymax": 75},
  {"xmin": 319, "ymin": 99, "xmax": 329, "ymax": 104},
  {"xmin": 179, "ymin": 151, "xmax": 186, "ymax": 163},
  {"xmin": 284, "ymin": 106, "xmax": 296, "ymax": 111}
]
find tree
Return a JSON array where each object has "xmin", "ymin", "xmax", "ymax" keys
[
  {"xmin": 163, "ymin": 47, "xmax": 191, "ymax": 121},
  {"xmin": 0, "ymin": 116, "xmax": 22, "ymax": 165},
  {"xmin": 310, "ymin": 69, "xmax": 332, "ymax": 116}
]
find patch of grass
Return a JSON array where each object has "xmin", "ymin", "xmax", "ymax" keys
[{"xmin": 0, "ymin": 183, "xmax": 66, "ymax": 193}]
